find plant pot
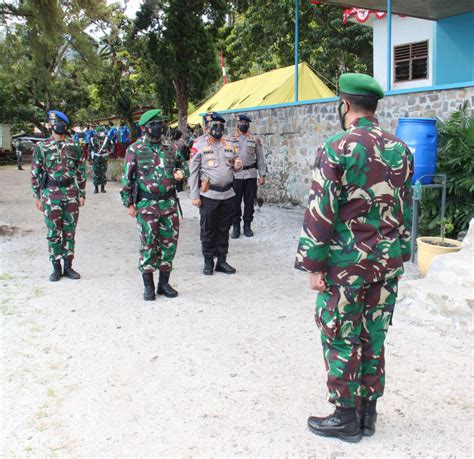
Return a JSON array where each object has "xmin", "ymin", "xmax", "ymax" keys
[{"xmin": 416, "ymin": 236, "xmax": 462, "ymax": 277}]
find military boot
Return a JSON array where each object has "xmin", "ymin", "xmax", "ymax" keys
[
  {"xmin": 63, "ymin": 259, "xmax": 81, "ymax": 280},
  {"xmin": 157, "ymin": 271, "xmax": 178, "ymax": 298},
  {"xmin": 215, "ymin": 255, "xmax": 236, "ymax": 274},
  {"xmin": 358, "ymin": 399, "xmax": 377, "ymax": 437},
  {"xmin": 101, "ymin": 184, "xmax": 106, "ymax": 193},
  {"xmin": 307, "ymin": 406, "xmax": 362, "ymax": 443},
  {"xmin": 94, "ymin": 185, "xmax": 99, "ymax": 194},
  {"xmin": 203, "ymin": 256, "xmax": 214, "ymax": 276},
  {"xmin": 231, "ymin": 223, "xmax": 240, "ymax": 239},
  {"xmin": 243, "ymin": 222, "xmax": 254, "ymax": 237},
  {"xmin": 142, "ymin": 272, "xmax": 156, "ymax": 301},
  {"xmin": 49, "ymin": 260, "xmax": 62, "ymax": 282}
]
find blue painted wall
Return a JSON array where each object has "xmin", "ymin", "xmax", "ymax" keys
[{"xmin": 435, "ymin": 13, "xmax": 474, "ymax": 85}]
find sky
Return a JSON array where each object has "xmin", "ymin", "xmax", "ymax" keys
[{"xmin": 114, "ymin": 0, "xmax": 142, "ymax": 18}]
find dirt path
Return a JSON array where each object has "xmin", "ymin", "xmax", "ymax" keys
[{"xmin": 1, "ymin": 165, "xmax": 472, "ymax": 457}]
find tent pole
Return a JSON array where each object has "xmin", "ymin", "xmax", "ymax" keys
[
  {"xmin": 387, "ymin": 0, "xmax": 392, "ymax": 91},
  {"xmin": 295, "ymin": 0, "xmax": 299, "ymax": 102}
]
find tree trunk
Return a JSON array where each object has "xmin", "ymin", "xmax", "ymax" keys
[{"xmin": 174, "ymin": 75, "xmax": 189, "ymax": 134}]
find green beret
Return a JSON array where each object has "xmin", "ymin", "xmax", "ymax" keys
[
  {"xmin": 95, "ymin": 126, "xmax": 105, "ymax": 132},
  {"xmin": 339, "ymin": 73, "xmax": 384, "ymax": 99},
  {"xmin": 138, "ymin": 109, "xmax": 163, "ymax": 126}
]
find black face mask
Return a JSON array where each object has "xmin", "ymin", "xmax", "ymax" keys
[
  {"xmin": 210, "ymin": 124, "xmax": 224, "ymax": 139},
  {"xmin": 52, "ymin": 123, "xmax": 67, "ymax": 135},
  {"xmin": 337, "ymin": 101, "xmax": 349, "ymax": 131},
  {"xmin": 146, "ymin": 122, "xmax": 163, "ymax": 141},
  {"xmin": 238, "ymin": 123, "xmax": 249, "ymax": 133}
]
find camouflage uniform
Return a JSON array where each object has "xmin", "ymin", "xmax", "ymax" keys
[
  {"xmin": 31, "ymin": 136, "xmax": 86, "ymax": 261},
  {"xmin": 89, "ymin": 135, "xmax": 111, "ymax": 187},
  {"xmin": 295, "ymin": 116, "xmax": 413, "ymax": 408},
  {"xmin": 120, "ymin": 137, "xmax": 189, "ymax": 273}
]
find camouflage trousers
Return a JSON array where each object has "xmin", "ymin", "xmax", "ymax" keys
[
  {"xmin": 315, "ymin": 277, "xmax": 398, "ymax": 408},
  {"xmin": 43, "ymin": 198, "xmax": 80, "ymax": 261},
  {"xmin": 92, "ymin": 157, "xmax": 107, "ymax": 186},
  {"xmin": 136, "ymin": 210, "xmax": 179, "ymax": 273}
]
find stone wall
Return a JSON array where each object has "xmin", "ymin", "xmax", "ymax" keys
[{"xmin": 222, "ymin": 86, "xmax": 474, "ymax": 205}]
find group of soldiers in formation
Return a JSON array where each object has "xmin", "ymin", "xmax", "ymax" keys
[{"xmin": 30, "ymin": 72, "xmax": 413, "ymax": 444}]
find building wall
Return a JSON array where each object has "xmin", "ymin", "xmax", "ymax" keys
[
  {"xmin": 435, "ymin": 13, "xmax": 474, "ymax": 85},
  {"xmin": 373, "ymin": 16, "xmax": 434, "ymax": 91},
  {"xmin": 222, "ymin": 87, "xmax": 474, "ymax": 205}
]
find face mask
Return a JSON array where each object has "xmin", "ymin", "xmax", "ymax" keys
[
  {"xmin": 238, "ymin": 123, "xmax": 249, "ymax": 133},
  {"xmin": 337, "ymin": 100, "xmax": 349, "ymax": 131},
  {"xmin": 52, "ymin": 123, "xmax": 67, "ymax": 135},
  {"xmin": 146, "ymin": 122, "xmax": 163, "ymax": 141},
  {"xmin": 210, "ymin": 124, "xmax": 224, "ymax": 139}
]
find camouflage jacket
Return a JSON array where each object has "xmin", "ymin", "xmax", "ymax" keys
[
  {"xmin": 31, "ymin": 136, "xmax": 86, "ymax": 201},
  {"xmin": 295, "ymin": 116, "xmax": 414, "ymax": 287},
  {"xmin": 120, "ymin": 137, "xmax": 190, "ymax": 214},
  {"xmin": 89, "ymin": 136, "xmax": 112, "ymax": 159}
]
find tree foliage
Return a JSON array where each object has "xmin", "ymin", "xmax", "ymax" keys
[{"xmin": 419, "ymin": 101, "xmax": 474, "ymax": 238}]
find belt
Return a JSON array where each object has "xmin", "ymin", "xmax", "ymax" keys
[
  {"xmin": 45, "ymin": 177, "xmax": 74, "ymax": 187},
  {"xmin": 209, "ymin": 183, "xmax": 233, "ymax": 192},
  {"xmin": 242, "ymin": 163, "xmax": 257, "ymax": 170},
  {"xmin": 138, "ymin": 189, "xmax": 176, "ymax": 201}
]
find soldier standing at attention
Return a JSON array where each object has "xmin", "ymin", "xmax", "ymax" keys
[
  {"xmin": 230, "ymin": 114, "xmax": 266, "ymax": 238},
  {"xmin": 120, "ymin": 109, "xmax": 189, "ymax": 301},
  {"xmin": 89, "ymin": 126, "xmax": 111, "ymax": 194},
  {"xmin": 295, "ymin": 74, "xmax": 413, "ymax": 443},
  {"xmin": 31, "ymin": 110, "xmax": 86, "ymax": 281},
  {"xmin": 189, "ymin": 112, "xmax": 243, "ymax": 275}
]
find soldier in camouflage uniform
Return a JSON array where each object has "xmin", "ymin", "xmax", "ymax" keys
[
  {"xmin": 31, "ymin": 110, "xmax": 86, "ymax": 281},
  {"xmin": 295, "ymin": 74, "xmax": 413, "ymax": 443},
  {"xmin": 120, "ymin": 109, "xmax": 189, "ymax": 301},
  {"xmin": 189, "ymin": 112, "xmax": 243, "ymax": 275},
  {"xmin": 15, "ymin": 138, "xmax": 24, "ymax": 170},
  {"xmin": 89, "ymin": 126, "xmax": 111, "ymax": 193}
]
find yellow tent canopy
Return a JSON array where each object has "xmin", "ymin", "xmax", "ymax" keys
[{"xmin": 179, "ymin": 62, "xmax": 335, "ymax": 127}]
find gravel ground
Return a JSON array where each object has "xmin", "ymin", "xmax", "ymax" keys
[{"xmin": 1, "ymin": 165, "xmax": 472, "ymax": 457}]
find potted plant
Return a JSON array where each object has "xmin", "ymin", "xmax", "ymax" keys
[{"xmin": 417, "ymin": 218, "xmax": 462, "ymax": 276}]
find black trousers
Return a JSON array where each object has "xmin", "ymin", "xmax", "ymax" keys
[
  {"xmin": 233, "ymin": 178, "xmax": 257, "ymax": 224},
  {"xmin": 200, "ymin": 196, "xmax": 234, "ymax": 257}
]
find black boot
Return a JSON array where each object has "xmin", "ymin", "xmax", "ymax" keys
[
  {"xmin": 203, "ymin": 255, "xmax": 214, "ymax": 275},
  {"xmin": 358, "ymin": 399, "xmax": 377, "ymax": 437},
  {"xmin": 101, "ymin": 184, "xmax": 106, "ymax": 193},
  {"xmin": 94, "ymin": 185, "xmax": 99, "ymax": 194},
  {"xmin": 63, "ymin": 259, "xmax": 81, "ymax": 280},
  {"xmin": 157, "ymin": 271, "xmax": 178, "ymax": 298},
  {"xmin": 231, "ymin": 223, "xmax": 240, "ymax": 239},
  {"xmin": 243, "ymin": 222, "xmax": 254, "ymax": 237},
  {"xmin": 142, "ymin": 272, "xmax": 156, "ymax": 301},
  {"xmin": 307, "ymin": 406, "xmax": 362, "ymax": 443},
  {"xmin": 49, "ymin": 260, "xmax": 62, "ymax": 282},
  {"xmin": 215, "ymin": 255, "xmax": 236, "ymax": 274}
]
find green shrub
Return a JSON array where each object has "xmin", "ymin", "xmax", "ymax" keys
[{"xmin": 419, "ymin": 101, "xmax": 474, "ymax": 238}]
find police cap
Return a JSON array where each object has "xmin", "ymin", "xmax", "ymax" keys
[
  {"xmin": 205, "ymin": 112, "xmax": 225, "ymax": 124},
  {"xmin": 236, "ymin": 114, "xmax": 251, "ymax": 123}
]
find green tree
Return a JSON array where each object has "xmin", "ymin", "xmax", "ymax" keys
[
  {"xmin": 0, "ymin": 0, "xmax": 115, "ymax": 131},
  {"xmin": 224, "ymin": 1, "xmax": 372, "ymax": 89},
  {"xmin": 132, "ymin": 0, "xmax": 228, "ymax": 131}
]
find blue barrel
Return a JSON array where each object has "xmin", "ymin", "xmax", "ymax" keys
[{"xmin": 396, "ymin": 118, "xmax": 438, "ymax": 184}]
